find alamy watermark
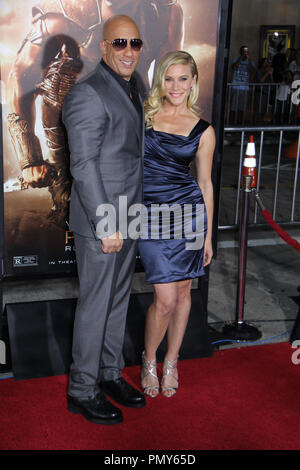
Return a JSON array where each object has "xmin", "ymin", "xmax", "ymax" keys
[
  {"xmin": 95, "ymin": 196, "xmax": 205, "ymax": 250},
  {"xmin": 291, "ymin": 340, "xmax": 300, "ymax": 365},
  {"xmin": 291, "ymin": 80, "xmax": 300, "ymax": 105}
]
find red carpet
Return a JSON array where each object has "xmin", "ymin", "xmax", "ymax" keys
[{"xmin": 0, "ymin": 342, "xmax": 300, "ymax": 450}]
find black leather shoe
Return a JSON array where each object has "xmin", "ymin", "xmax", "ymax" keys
[
  {"xmin": 67, "ymin": 391, "xmax": 123, "ymax": 425},
  {"xmin": 101, "ymin": 377, "xmax": 146, "ymax": 408}
]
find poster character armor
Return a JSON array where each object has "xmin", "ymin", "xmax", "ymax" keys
[
  {"xmin": 31, "ymin": 0, "xmax": 102, "ymax": 48},
  {"xmin": 7, "ymin": 0, "xmax": 102, "ymax": 227},
  {"xmin": 6, "ymin": 0, "xmax": 183, "ymax": 228}
]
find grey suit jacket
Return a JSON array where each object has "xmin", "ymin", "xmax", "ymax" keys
[{"xmin": 62, "ymin": 63, "xmax": 144, "ymax": 239}]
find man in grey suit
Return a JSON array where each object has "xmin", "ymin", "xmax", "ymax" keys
[{"xmin": 62, "ymin": 15, "xmax": 145, "ymax": 425}]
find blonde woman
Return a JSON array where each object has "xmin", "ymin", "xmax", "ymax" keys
[{"xmin": 138, "ymin": 51, "xmax": 215, "ymax": 398}]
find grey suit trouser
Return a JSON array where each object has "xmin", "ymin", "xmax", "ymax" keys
[{"xmin": 68, "ymin": 232, "xmax": 137, "ymax": 398}]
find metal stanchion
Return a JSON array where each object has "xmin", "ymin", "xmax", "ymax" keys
[{"xmin": 222, "ymin": 137, "xmax": 262, "ymax": 341}]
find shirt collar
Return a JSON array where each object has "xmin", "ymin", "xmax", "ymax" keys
[{"xmin": 100, "ymin": 59, "xmax": 137, "ymax": 94}]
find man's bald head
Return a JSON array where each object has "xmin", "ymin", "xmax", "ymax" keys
[
  {"xmin": 102, "ymin": 15, "xmax": 140, "ymax": 41},
  {"xmin": 100, "ymin": 15, "xmax": 142, "ymax": 81}
]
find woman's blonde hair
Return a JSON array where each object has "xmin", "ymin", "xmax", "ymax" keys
[{"xmin": 145, "ymin": 51, "xmax": 200, "ymax": 128}]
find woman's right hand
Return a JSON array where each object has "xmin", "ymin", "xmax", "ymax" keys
[{"xmin": 203, "ymin": 237, "xmax": 213, "ymax": 266}]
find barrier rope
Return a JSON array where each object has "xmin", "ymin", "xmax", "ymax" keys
[{"xmin": 254, "ymin": 191, "xmax": 300, "ymax": 252}]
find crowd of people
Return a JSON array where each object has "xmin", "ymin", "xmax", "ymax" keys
[{"xmin": 229, "ymin": 45, "xmax": 300, "ymax": 125}]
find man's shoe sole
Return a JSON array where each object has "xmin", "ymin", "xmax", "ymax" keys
[{"xmin": 67, "ymin": 402, "xmax": 123, "ymax": 425}]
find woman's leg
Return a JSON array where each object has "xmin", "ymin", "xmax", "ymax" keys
[
  {"xmin": 141, "ymin": 282, "xmax": 177, "ymax": 396},
  {"xmin": 144, "ymin": 282, "xmax": 178, "ymax": 359},
  {"xmin": 161, "ymin": 279, "xmax": 192, "ymax": 397},
  {"xmin": 166, "ymin": 279, "xmax": 192, "ymax": 360}
]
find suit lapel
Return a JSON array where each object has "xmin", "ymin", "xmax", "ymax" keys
[
  {"xmin": 96, "ymin": 64, "xmax": 143, "ymax": 144},
  {"xmin": 138, "ymin": 94, "xmax": 145, "ymax": 155}
]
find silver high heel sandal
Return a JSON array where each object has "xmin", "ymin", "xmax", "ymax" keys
[
  {"xmin": 161, "ymin": 356, "xmax": 178, "ymax": 398},
  {"xmin": 141, "ymin": 351, "xmax": 159, "ymax": 398}
]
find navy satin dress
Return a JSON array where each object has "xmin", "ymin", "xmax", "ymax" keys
[{"xmin": 138, "ymin": 119, "xmax": 210, "ymax": 284}]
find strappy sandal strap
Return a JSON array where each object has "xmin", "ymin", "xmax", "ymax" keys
[
  {"xmin": 161, "ymin": 356, "xmax": 179, "ymax": 396},
  {"xmin": 141, "ymin": 351, "xmax": 158, "ymax": 379},
  {"xmin": 141, "ymin": 351, "xmax": 159, "ymax": 397}
]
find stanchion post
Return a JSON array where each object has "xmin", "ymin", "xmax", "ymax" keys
[
  {"xmin": 222, "ymin": 136, "xmax": 262, "ymax": 341},
  {"xmin": 237, "ymin": 175, "xmax": 251, "ymax": 324}
]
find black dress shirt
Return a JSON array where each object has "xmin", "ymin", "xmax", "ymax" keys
[{"xmin": 100, "ymin": 59, "xmax": 142, "ymax": 117}]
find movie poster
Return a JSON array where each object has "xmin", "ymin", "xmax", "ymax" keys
[{"xmin": 0, "ymin": 0, "xmax": 219, "ymax": 277}]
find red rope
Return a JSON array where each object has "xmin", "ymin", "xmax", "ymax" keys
[{"xmin": 261, "ymin": 209, "xmax": 300, "ymax": 252}]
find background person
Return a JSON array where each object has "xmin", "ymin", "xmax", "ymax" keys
[
  {"xmin": 229, "ymin": 45, "xmax": 255, "ymax": 124},
  {"xmin": 289, "ymin": 48, "xmax": 300, "ymax": 81},
  {"xmin": 272, "ymin": 44, "xmax": 287, "ymax": 83},
  {"xmin": 274, "ymin": 69, "xmax": 293, "ymax": 124},
  {"xmin": 254, "ymin": 58, "xmax": 273, "ymax": 124}
]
